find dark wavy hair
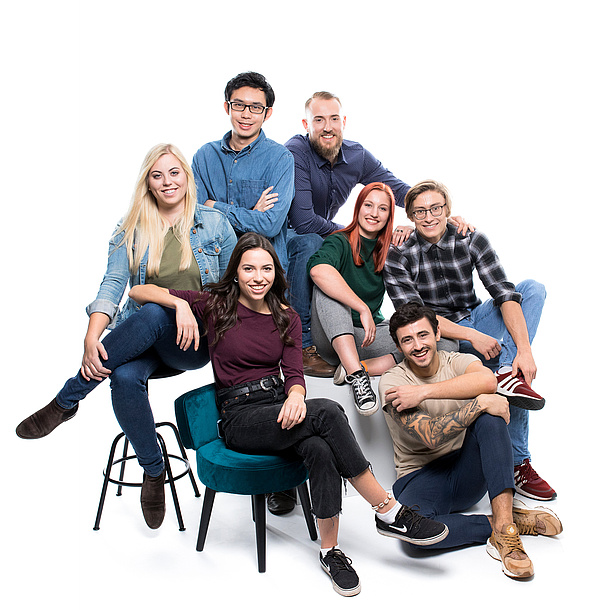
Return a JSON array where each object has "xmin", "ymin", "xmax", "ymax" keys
[
  {"xmin": 389, "ymin": 302, "xmax": 439, "ymax": 345},
  {"xmin": 200, "ymin": 233, "xmax": 294, "ymax": 346}
]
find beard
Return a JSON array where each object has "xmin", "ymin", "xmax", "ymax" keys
[{"xmin": 310, "ymin": 130, "xmax": 343, "ymax": 163}]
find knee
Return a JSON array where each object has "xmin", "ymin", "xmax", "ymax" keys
[
  {"xmin": 517, "ymin": 279, "xmax": 546, "ymax": 303},
  {"xmin": 288, "ymin": 233, "xmax": 324, "ymax": 258},
  {"xmin": 109, "ymin": 362, "xmax": 148, "ymax": 392},
  {"xmin": 306, "ymin": 398, "xmax": 348, "ymax": 426},
  {"xmin": 473, "ymin": 412, "xmax": 508, "ymax": 436}
]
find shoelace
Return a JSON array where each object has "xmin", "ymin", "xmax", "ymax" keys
[
  {"xmin": 495, "ymin": 529, "xmax": 526, "ymax": 555},
  {"xmin": 516, "ymin": 460, "xmax": 541, "ymax": 484},
  {"xmin": 325, "ymin": 549, "xmax": 355, "ymax": 572},
  {"xmin": 395, "ymin": 505, "xmax": 425, "ymax": 532},
  {"xmin": 350, "ymin": 374, "xmax": 375, "ymax": 400}
]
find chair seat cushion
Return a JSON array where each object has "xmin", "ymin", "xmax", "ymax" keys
[{"xmin": 196, "ymin": 439, "xmax": 308, "ymax": 495}]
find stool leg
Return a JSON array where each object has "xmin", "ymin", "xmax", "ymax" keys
[
  {"xmin": 157, "ymin": 421, "xmax": 200, "ymax": 497},
  {"xmin": 197, "ymin": 488, "xmax": 216, "ymax": 551},
  {"xmin": 296, "ymin": 482, "xmax": 318, "ymax": 541},
  {"xmin": 252, "ymin": 494, "xmax": 267, "ymax": 573},
  {"xmin": 158, "ymin": 433, "xmax": 185, "ymax": 531},
  {"xmin": 116, "ymin": 435, "xmax": 130, "ymax": 497},
  {"xmin": 93, "ymin": 432, "xmax": 124, "ymax": 531}
]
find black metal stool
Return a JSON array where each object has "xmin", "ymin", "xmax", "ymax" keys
[{"xmin": 93, "ymin": 367, "xmax": 200, "ymax": 531}]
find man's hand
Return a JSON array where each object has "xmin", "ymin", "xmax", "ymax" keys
[
  {"xmin": 253, "ymin": 186, "xmax": 278, "ymax": 212},
  {"xmin": 385, "ymin": 384, "xmax": 428, "ymax": 412},
  {"xmin": 448, "ymin": 215, "xmax": 475, "ymax": 235},
  {"xmin": 468, "ymin": 330, "xmax": 501, "ymax": 361},
  {"xmin": 477, "ymin": 393, "xmax": 510, "ymax": 424},
  {"xmin": 511, "ymin": 350, "xmax": 537, "ymax": 386}
]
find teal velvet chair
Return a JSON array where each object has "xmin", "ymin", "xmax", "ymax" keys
[{"xmin": 175, "ymin": 383, "xmax": 318, "ymax": 572}]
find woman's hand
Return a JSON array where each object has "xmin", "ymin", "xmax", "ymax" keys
[
  {"xmin": 81, "ymin": 337, "xmax": 111, "ymax": 382},
  {"xmin": 175, "ymin": 300, "xmax": 200, "ymax": 351},
  {"xmin": 358, "ymin": 306, "xmax": 377, "ymax": 348},
  {"xmin": 253, "ymin": 186, "xmax": 278, "ymax": 212},
  {"xmin": 448, "ymin": 215, "xmax": 475, "ymax": 235},
  {"xmin": 277, "ymin": 389, "xmax": 307, "ymax": 430}
]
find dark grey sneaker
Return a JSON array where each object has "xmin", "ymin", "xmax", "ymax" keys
[
  {"xmin": 376, "ymin": 505, "xmax": 449, "ymax": 546},
  {"xmin": 346, "ymin": 369, "xmax": 378, "ymax": 416},
  {"xmin": 320, "ymin": 548, "xmax": 361, "ymax": 597}
]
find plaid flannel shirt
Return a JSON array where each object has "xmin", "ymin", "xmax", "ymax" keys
[{"xmin": 383, "ymin": 225, "xmax": 521, "ymax": 323}]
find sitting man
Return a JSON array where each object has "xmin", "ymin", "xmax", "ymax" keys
[
  {"xmin": 379, "ymin": 303, "xmax": 562, "ymax": 579},
  {"xmin": 383, "ymin": 179, "xmax": 554, "ymax": 501},
  {"xmin": 192, "ymin": 71, "xmax": 294, "ymax": 270}
]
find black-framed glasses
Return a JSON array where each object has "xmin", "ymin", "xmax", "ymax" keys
[
  {"xmin": 412, "ymin": 203, "xmax": 446, "ymax": 220},
  {"xmin": 227, "ymin": 101, "xmax": 268, "ymax": 115}
]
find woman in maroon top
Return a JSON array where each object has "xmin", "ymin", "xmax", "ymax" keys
[{"xmin": 130, "ymin": 232, "xmax": 448, "ymax": 597}]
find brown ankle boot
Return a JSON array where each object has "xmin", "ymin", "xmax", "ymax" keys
[
  {"xmin": 16, "ymin": 398, "xmax": 79, "ymax": 439},
  {"xmin": 141, "ymin": 469, "xmax": 166, "ymax": 529}
]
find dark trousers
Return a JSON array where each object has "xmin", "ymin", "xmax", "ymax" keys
[
  {"xmin": 219, "ymin": 388, "xmax": 370, "ymax": 519},
  {"xmin": 393, "ymin": 413, "xmax": 515, "ymax": 549}
]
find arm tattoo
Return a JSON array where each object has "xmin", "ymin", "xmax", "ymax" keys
[{"xmin": 388, "ymin": 397, "xmax": 483, "ymax": 450}]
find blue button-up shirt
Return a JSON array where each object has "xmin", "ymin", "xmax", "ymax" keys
[
  {"xmin": 285, "ymin": 134, "xmax": 410, "ymax": 237},
  {"xmin": 192, "ymin": 130, "xmax": 295, "ymax": 269}
]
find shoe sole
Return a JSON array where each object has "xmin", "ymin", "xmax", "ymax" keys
[
  {"xmin": 486, "ymin": 539, "xmax": 534, "ymax": 579},
  {"xmin": 515, "ymin": 486, "xmax": 557, "ymax": 502},
  {"xmin": 355, "ymin": 402, "xmax": 379, "ymax": 417},
  {"xmin": 320, "ymin": 562, "xmax": 361, "ymax": 597},
  {"xmin": 497, "ymin": 392, "xmax": 545, "ymax": 411},
  {"xmin": 376, "ymin": 523, "xmax": 449, "ymax": 546}
]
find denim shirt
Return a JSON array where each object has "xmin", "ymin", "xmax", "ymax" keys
[
  {"xmin": 191, "ymin": 130, "xmax": 295, "ymax": 270},
  {"xmin": 86, "ymin": 204, "xmax": 237, "ymax": 328}
]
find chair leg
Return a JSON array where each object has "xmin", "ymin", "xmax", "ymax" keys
[
  {"xmin": 197, "ymin": 488, "xmax": 216, "ymax": 551},
  {"xmin": 116, "ymin": 435, "xmax": 130, "ymax": 497},
  {"xmin": 157, "ymin": 433, "xmax": 186, "ymax": 531},
  {"xmin": 296, "ymin": 482, "xmax": 318, "ymax": 541},
  {"xmin": 157, "ymin": 421, "xmax": 200, "ymax": 498},
  {"xmin": 252, "ymin": 494, "xmax": 267, "ymax": 573},
  {"xmin": 93, "ymin": 432, "xmax": 124, "ymax": 531}
]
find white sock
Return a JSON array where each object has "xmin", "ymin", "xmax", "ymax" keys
[
  {"xmin": 321, "ymin": 546, "xmax": 336, "ymax": 557},
  {"xmin": 376, "ymin": 502, "xmax": 401, "ymax": 524}
]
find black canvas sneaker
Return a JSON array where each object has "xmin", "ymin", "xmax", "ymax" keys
[
  {"xmin": 346, "ymin": 368, "xmax": 378, "ymax": 416},
  {"xmin": 320, "ymin": 548, "xmax": 361, "ymax": 597},
  {"xmin": 376, "ymin": 505, "xmax": 449, "ymax": 545}
]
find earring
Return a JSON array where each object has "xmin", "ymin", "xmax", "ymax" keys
[{"xmin": 233, "ymin": 277, "xmax": 238, "ymax": 283}]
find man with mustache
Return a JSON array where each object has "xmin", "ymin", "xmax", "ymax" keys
[
  {"xmin": 379, "ymin": 302, "xmax": 562, "ymax": 579},
  {"xmin": 383, "ymin": 180, "xmax": 554, "ymax": 502},
  {"xmin": 284, "ymin": 92, "xmax": 412, "ymax": 378}
]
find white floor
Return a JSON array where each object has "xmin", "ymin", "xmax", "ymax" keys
[{"xmin": 5, "ymin": 364, "xmax": 602, "ymax": 608}]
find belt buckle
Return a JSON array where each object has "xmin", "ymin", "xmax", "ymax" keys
[{"xmin": 259, "ymin": 377, "xmax": 272, "ymax": 391}]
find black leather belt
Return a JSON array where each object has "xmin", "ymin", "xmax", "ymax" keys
[{"xmin": 217, "ymin": 375, "xmax": 283, "ymax": 401}]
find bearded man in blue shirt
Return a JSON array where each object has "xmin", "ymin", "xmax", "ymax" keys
[{"xmin": 192, "ymin": 72, "xmax": 294, "ymax": 271}]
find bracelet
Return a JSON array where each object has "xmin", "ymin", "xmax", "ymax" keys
[{"xmin": 372, "ymin": 492, "xmax": 393, "ymax": 511}]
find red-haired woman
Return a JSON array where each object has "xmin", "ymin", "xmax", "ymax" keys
[{"xmin": 307, "ymin": 182, "xmax": 400, "ymax": 416}]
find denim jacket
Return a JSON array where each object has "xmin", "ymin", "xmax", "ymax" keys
[{"xmin": 86, "ymin": 204, "xmax": 237, "ymax": 328}]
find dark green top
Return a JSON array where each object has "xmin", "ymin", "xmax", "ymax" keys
[{"xmin": 307, "ymin": 232, "xmax": 385, "ymax": 328}]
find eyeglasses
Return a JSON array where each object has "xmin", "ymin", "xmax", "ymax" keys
[
  {"xmin": 412, "ymin": 204, "xmax": 446, "ymax": 220},
  {"xmin": 227, "ymin": 101, "xmax": 268, "ymax": 115}
]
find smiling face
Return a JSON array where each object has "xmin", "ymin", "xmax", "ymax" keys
[
  {"xmin": 147, "ymin": 153, "xmax": 187, "ymax": 214},
  {"xmin": 410, "ymin": 190, "xmax": 449, "ymax": 244},
  {"xmin": 236, "ymin": 248, "xmax": 276, "ymax": 311},
  {"xmin": 357, "ymin": 188, "xmax": 391, "ymax": 239},
  {"xmin": 303, "ymin": 96, "xmax": 346, "ymax": 162},
  {"xmin": 224, "ymin": 86, "xmax": 271, "ymax": 150},
  {"xmin": 395, "ymin": 317, "xmax": 441, "ymax": 376}
]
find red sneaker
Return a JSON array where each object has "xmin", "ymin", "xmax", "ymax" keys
[
  {"xmin": 495, "ymin": 371, "xmax": 545, "ymax": 410},
  {"xmin": 514, "ymin": 459, "xmax": 556, "ymax": 501}
]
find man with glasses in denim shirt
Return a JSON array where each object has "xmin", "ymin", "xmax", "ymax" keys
[
  {"xmin": 192, "ymin": 72, "xmax": 294, "ymax": 271},
  {"xmin": 383, "ymin": 180, "xmax": 556, "ymax": 502}
]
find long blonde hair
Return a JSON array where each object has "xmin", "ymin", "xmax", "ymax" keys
[{"xmin": 115, "ymin": 143, "xmax": 198, "ymax": 275}]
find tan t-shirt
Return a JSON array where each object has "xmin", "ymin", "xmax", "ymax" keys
[{"xmin": 379, "ymin": 351, "xmax": 479, "ymax": 479}]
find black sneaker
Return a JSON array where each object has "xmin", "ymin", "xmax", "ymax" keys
[
  {"xmin": 346, "ymin": 369, "xmax": 379, "ymax": 416},
  {"xmin": 376, "ymin": 505, "xmax": 449, "ymax": 546},
  {"xmin": 320, "ymin": 548, "xmax": 361, "ymax": 597}
]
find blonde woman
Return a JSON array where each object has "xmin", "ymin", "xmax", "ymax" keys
[{"xmin": 16, "ymin": 144, "xmax": 236, "ymax": 529}]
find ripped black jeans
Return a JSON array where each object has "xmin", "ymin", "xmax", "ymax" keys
[{"xmin": 219, "ymin": 385, "xmax": 370, "ymax": 519}]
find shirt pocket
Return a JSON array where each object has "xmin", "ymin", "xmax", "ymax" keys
[{"xmin": 236, "ymin": 179, "xmax": 266, "ymax": 210}]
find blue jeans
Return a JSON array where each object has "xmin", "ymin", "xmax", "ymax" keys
[
  {"xmin": 393, "ymin": 414, "xmax": 514, "ymax": 550},
  {"xmin": 56, "ymin": 304, "xmax": 210, "ymax": 476},
  {"xmin": 219, "ymin": 386, "xmax": 370, "ymax": 519},
  {"xmin": 286, "ymin": 229, "xmax": 324, "ymax": 349},
  {"xmin": 457, "ymin": 279, "xmax": 546, "ymax": 464}
]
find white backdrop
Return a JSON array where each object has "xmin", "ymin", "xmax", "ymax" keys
[{"xmin": 2, "ymin": 0, "xmax": 607, "ymax": 605}]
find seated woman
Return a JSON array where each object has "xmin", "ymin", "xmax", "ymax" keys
[
  {"xmin": 129, "ymin": 232, "xmax": 449, "ymax": 597},
  {"xmin": 16, "ymin": 143, "xmax": 236, "ymax": 529},
  {"xmin": 307, "ymin": 182, "xmax": 402, "ymax": 416}
]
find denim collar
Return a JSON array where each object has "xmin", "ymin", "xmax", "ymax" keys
[{"xmin": 221, "ymin": 129, "xmax": 267, "ymax": 155}]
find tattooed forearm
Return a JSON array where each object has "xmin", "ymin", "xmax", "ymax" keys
[{"xmin": 389, "ymin": 397, "xmax": 483, "ymax": 450}]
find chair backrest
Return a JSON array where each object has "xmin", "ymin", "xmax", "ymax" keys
[{"xmin": 174, "ymin": 383, "xmax": 219, "ymax": 450}]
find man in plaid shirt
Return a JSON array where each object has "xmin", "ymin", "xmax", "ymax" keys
[{"xmin": 383, "ymin": 180, "xmax": 555, "ymax": 502}]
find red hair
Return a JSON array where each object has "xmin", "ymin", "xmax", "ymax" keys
[{"xmin": 336, "ymin": 182, "xmax": 395, "ymax": 273}]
